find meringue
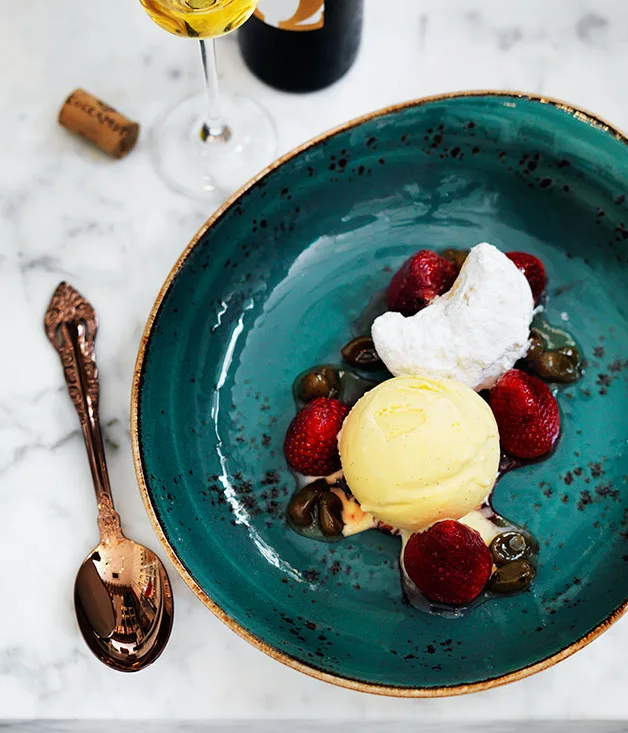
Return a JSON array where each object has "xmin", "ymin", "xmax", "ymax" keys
[{"xmin": 371, "ymin": 242, "xmax": 534, "ymax": 390}]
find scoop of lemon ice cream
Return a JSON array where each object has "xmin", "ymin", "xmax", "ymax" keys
[{"xmin": 338, "ymin": 375, "xmax": 499, "ymax": 531}]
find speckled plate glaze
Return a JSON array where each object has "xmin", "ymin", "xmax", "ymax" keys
[{"xmin": 132, "ymin": 92, "xmax": 628, "ymax": 696}]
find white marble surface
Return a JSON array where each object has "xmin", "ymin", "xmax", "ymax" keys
[{"xmin": 1, "ymin": 0, "xmax": 628, "ymax": 722}]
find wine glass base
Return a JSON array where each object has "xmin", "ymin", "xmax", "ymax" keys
[{"xmin": 151, "ymin": 92, "xmax": 277, "ymax": 201}]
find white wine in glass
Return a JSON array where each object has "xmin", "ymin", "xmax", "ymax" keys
[
  {"xmin": 139, "ymin": 0, "xmax": 276, "ymax": 199},
  {"xmin": 141, "ymin": 0, "xmax": 257, "ymax": 38}
]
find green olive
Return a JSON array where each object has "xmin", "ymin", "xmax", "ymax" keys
[
  {"xmin": 526, "ymin": 330, "xmax": 546, "ymax": 362},
  {"xmin": 528, "ymin": 346, "xmax": 582, "ymax": 383},
  {"xmin": 441, "ymin": 248, "xmax": 469, "ymax": 270},
  {"xmin": 489, "ymin": 559, "xmax": 535, "ymax": 594},
  {"xmin": 319, "ymin": 365, "xmax": 341, "ymax": 386},
  {"xmin": 287, "ymin": 480, "xmax": 327, "ymax": 527},
  {"xmin": 317, "ymin": 491, "xmax": 344, "ymax": 537},
  {"xmin": 341, "ymin": 336, "xmax": 382, "ymax": 370},
  {"xmin": 297, "ymin": 367, "xmax": 340, "ymax": 403},
  {"xmin": 490, "ymin": 531, "xmax": 532, "ymax": 566}
]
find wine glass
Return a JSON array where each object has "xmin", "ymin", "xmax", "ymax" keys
[{"xmin": 139, "ymin": 0, "xmax": 276, "ymax": 200}]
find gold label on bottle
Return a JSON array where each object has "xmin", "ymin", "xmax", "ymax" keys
[{"xmin": 254, "ymin": 0, "xmax": 324, "ymax": 31}]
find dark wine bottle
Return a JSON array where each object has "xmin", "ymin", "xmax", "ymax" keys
[{"xmin": 238, "ymin": 0, "xmax": 364, "ymax": 93}]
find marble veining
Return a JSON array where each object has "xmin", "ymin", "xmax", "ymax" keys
[{"xmin": 1, "ymin": 0, "xmax": 627, "ymax": 722}]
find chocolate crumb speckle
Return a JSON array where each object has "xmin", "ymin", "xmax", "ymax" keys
[
  {"xmin": 596, "ymin": 482, "xmax": 620, "ymax": 500},
  {"xmin": 590, "ymin": 462, "xmax": 604, "ymax": 478},
  {"xmin": 597, "ymin": 374, "xmax": 613, "ymax": 394},
  {"xmin": 577, "ymin": 490, "xmax": 593, "ymax": 511},
  {"xmin": 262, "ymin": 470, "xmax": 280, "ymax": 486},
  {"xmin": 563, "ymin": 472, "xmax": 574, "ymax": 486}
]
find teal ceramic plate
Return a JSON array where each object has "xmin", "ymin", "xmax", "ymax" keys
[{"xmin": 132, "ymin": 92, "xmax": 628, "ymax": 696}]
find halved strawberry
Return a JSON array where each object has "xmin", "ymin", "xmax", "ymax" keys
[
  {"xmin": 403, "ymin": 520, "xmax": 493, "ymax": 605},
  {"xmin": 489, "ymin": 369, "xmax": 560, "ymax": 459},
  {"xmin": 387, "ymin": 249, "xmax": 457, "ymax": 316},
  {"xmin": 283, "ymin": 398, "xmax": 349, "ymax": 476},
  {"xmin": 506, "ymin": 252, "xmax": 546, "ymax": 304}
]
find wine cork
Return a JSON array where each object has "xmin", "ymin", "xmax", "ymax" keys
[{"xmin": 58, "ymin": 89, "xmax": 139, "ymax": 159}]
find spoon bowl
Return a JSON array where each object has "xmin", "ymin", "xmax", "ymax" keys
[{"xmin": 75, "ymin": 537, "xmax": 173, "ymax": 672}]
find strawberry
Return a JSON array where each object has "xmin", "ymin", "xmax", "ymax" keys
[
  {"xmin": 387, "ymin": 249, "xmax": 457, "ymax": 316},
  {"xmin": 403, "ymin": 520, "xmax": 493, "ymax": 605},
  {"xmin": 506, "ymin": 252, "xmax": 547, "ymax": 303},
  {"xmin": 489, "ymin": 369, "xmax": 560, "ymax": 460},
  {"xmin": 283, "ymin": 397, "xmax": 349, "ymax": 476}
]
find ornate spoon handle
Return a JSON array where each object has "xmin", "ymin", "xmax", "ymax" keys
[{"xmin": 44, "ymin": 282, "xmax": 122, "ymax": 540}]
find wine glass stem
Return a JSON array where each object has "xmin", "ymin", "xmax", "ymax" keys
[{"xmin": 199, "ymin": 38, "xmax": 230, "ymax": 143}]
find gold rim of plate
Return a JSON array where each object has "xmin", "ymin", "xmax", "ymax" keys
[{"xmin": 130, "ymin": 90, "xmax": 628, "ymax": 697}]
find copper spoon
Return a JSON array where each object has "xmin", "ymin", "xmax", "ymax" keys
[{"xmin": 45, "ymin": 282, "xmax": 174, "ymax": 672}]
